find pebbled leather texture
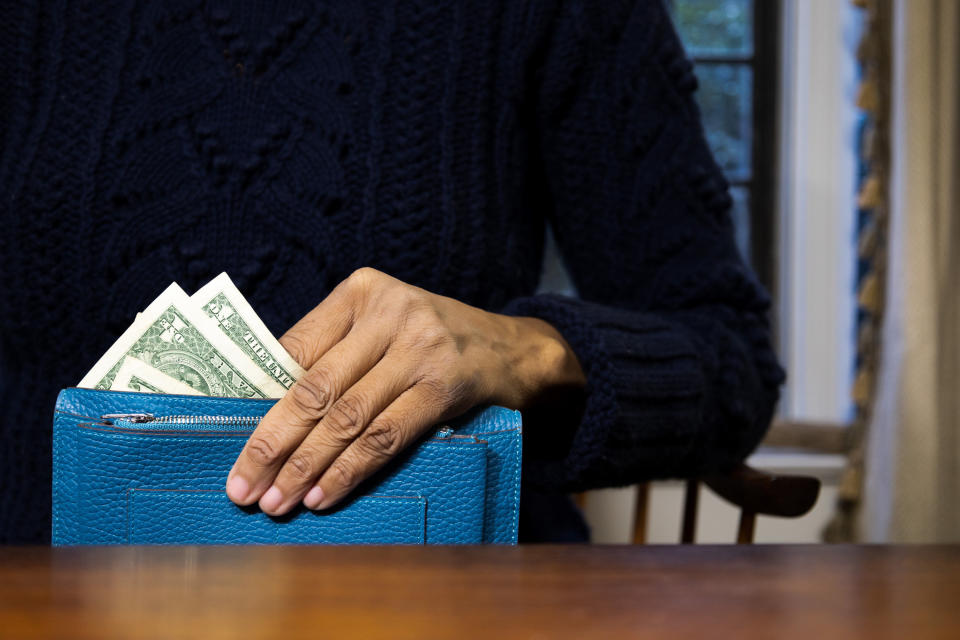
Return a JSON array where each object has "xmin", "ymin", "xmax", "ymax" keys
[
  {"xmin": 129, "ymin": 492, "xmax": 426, "ymax": 544},
  {"xmin": 53, "ymin": 388, "xmax": 522, "ymax": 545},
  {"xmin": 448, "ymin": 406, "xmax": 524, "ymax": 544}
]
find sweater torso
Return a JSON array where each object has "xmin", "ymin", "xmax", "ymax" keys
[{"xmin": 1, "ymin": 0, "xmax": 548, "ymax": 541}]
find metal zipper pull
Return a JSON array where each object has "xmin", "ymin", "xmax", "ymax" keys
[
  {"xmin": 433, "ymin": 427, "xmax": 480, "ymax": 443},
  {"xmin": 101, "ymin": 413, "xmax": 155, "ymax": 424}
]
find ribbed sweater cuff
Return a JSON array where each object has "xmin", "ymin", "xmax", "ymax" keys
[{"xmin": 500, "ymin": 294, "xmax": 707, "ymax": 491}]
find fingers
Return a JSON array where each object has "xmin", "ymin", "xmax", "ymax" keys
[
  {"xmin": 258, "ymin": 355, "xmax": 415, "ymax": 515},
  {"xmin": 225, "ymin": 268, "xmax": 490, "ymax": 517},
  {"xmin": 226, "ymin": 321, "xmax": 389, "ymax": 507},
  {"xmin": 277, "ymin": 274, "xmax": 360, "ymax": 369},
  {"xmin": 304, "ymin": 380, "xmax": 460, "ymax": 511}
]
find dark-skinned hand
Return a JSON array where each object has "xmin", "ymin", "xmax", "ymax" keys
[{"xmin": 225, "ymin": 267, "xmax": 585, "ymax": 515}]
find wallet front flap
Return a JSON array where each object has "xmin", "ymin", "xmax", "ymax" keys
[{"xmin": 53, "ymin": 388, "xmax": 503, "ymax": 545}]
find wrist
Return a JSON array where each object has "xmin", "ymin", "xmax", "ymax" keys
[{"xmin": 491, "ymin": 314, "xmax": 586, "ymax": 409}]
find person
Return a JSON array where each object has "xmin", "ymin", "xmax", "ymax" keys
[{"xmin": 0, "ymin": 0, "xmax": 784, "ymax": 543}]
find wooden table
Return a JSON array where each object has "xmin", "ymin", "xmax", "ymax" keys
[{"xmin": 1, "ymin": 545, "xmax": 958, "ymax": 639}]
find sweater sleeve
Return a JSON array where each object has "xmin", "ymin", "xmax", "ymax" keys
[{"xmin": 500, "ymin": 0, "xmax": 786, "ymax": 491}]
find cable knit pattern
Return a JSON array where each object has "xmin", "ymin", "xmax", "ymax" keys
[{"xmin": 0, "ymin": 0, "xmax": 784, "ymax": 542}]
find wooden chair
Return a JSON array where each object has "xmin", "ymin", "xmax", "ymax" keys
[
  {"xmin": 655, "ymin": 463, "xmax": 821, "ymax": 544},
  {"xmin": 576, "ymin": 462, "xmax": 822, "ymax": 544},
  {"xmin": 576, "ymin": 419, "xmax": 834, "ymax": 543},
  {"xmin": 639, "ymin": 419, "xmax": 836, "ymax": 543}
]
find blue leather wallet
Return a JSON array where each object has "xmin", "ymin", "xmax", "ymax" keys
[{"xmin": 52, "ymin": 388, "xmax": 522, "ymax": 545}]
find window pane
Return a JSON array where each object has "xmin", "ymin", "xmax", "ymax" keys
[
  {"xmin": 673, "ymin": 0, "xmax": 753, "ymax": 57},
  {"xmin": 729, "ymin": 186, "xmax": 751, "ymax": 264},
  {"xmin": 694, "ymin": 63, "xmax": 753, "ymax": 180}
]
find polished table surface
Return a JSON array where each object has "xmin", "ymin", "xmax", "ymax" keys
[{"xmin": 1, "ymin": 545, "xmax": 958, "ymax": 639}]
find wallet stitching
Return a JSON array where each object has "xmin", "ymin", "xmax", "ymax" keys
[
  {"xmin": 507, "ymin": 431, "xmax": 521, "ymax": 541},
  {"xmin": 52, "ymin": 415, "xmax": 65, "ymax": 543},
  {"xmin": 126, "ymin": 488, "xmax": 132, "ymax": 543},
  {"xmin": 464, "ymin": 425, "xmax": 522, "ymax": 540},
  {"xmin": 462, "ymin": 430, "xmax": 521, "ymax": 542}
]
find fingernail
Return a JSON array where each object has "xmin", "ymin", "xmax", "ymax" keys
[
  {"xmin": 226, "ymin": 474, "xmax": 250, "ymax": 503},
  {"xmin": 260, "ymin": 486, "xmax": 283, "ymax": 513},
  {"xmin": 303, "ymin": 486, "xmax": 324, "ymax": 510}
]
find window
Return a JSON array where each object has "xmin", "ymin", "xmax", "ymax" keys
[
  {"xmin": 538, "ymin": 0, "xmax": 781, "ymax": 298},
  {"xmin": 669, "ymin": 0, "xmax": 780, "ymax": 290}
]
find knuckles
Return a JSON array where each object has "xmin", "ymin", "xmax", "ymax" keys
[
  {"xmin": 284, "ymin": 450, "xmax": 317, "ymax": 482},
  {"xmin": 246, "ymin": 432, "xmax": 283, "ymax": 467},
  {"xmin": 328, "ymin": 456, "xmax": 359, "ymax": 491},
  {"xmin": 413, "ymin": 323, "xmax": 454, "ymax": 350},
  {"xmin": 278, "ymin": 331, "xmax": 310, "ymax": 369},
  {"xmin": 323, "ymin": 394, "xmax": 367, "ymax": 444},
  {"xmin": 290, "ymin": 367, "xmax": 334, "ymax": 418},
  {"xmin": 400, "ymin": 314, "xmax": 456, "ymax": 355},
  {"xmin": 358, "ymin": 420, "xmax": 402, "ymax": 458},
  {"xmin": 346, "ymin": 266, "xmax": 384, "ymax": 295}
]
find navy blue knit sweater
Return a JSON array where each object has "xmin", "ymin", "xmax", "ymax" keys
[{"xmin": 0, "ymin": 0, "xmax": 784, "ymax": 543}]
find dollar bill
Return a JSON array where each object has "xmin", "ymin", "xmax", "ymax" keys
[
  {"xmin": 79, "ymin": 282, "xmax": 286, "ymax": 398},
  {"xmin": 110, "ymin": 355, "xmax": 205, "ymax": 396},
  {"xmin": 192, "ymin": 272, "xmax": 305, "ymax": 391}
]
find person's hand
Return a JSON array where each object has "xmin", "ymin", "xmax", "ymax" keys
[{"xmin": 225, "ymin": 267, "xmax": 585, "ymax": 515}]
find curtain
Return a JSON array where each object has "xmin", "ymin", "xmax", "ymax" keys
[
  {"xmin": 858, "ymin": 0, "xmax": 960, "ymax": 541},
  {"xmin": 823, "ymin": 0, "xmax": 892, "ymax": 544}
]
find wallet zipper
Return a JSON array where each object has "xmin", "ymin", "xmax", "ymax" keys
[
  {"xmin": 100, "ymin": 413, "xmax": 263, "ymax": 429},
  {"xmin": 100, "ymin": 414, "xmax": 463, "ymax": 438}
]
